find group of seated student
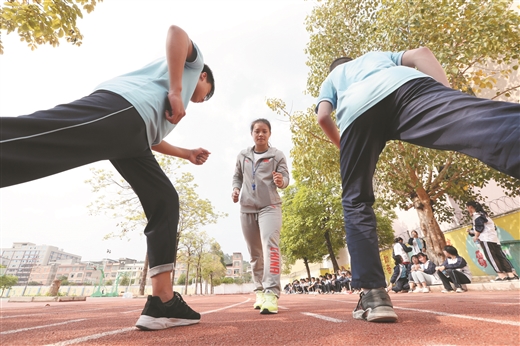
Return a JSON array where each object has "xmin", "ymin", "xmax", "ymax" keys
[
  {"xmin": 283, "ymin": 270, "xmax": 361, "ymax": 295},
  {"xmin": 388, "ymin": 246, "xmax": 472, "ymax": 293}
]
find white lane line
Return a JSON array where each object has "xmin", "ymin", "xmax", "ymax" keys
[
  {"xmin": 277, "ymin": 305, "xmax": 289, "ymax": 310},
  {"xmin": 121, "ymin": 309, "xmax": 143, "ymax": 314},
  {"xmin": 394, "ymin": 307, "xmax": 520, "ymax": 326},
  {"xmin": 0, "ymin": 319, "xmax": 86, "ymax": 335},
  {"xmin": 1, "ymin": 313, "xmax": 35, "ymax": 319},
  {"xmin": 45, "ymin": 327, "xmax": 136, "ymax": 346},
  {"xmin": 200, "ymin": 298, "xmax": 251, "ymax": 314},
  {"xmin": 301, "ymin": 312, "xmax": 344, "ymax": 323},
  {"xmin": 44, "ymin": 298, "xmax": 251, "ymax": 346}
]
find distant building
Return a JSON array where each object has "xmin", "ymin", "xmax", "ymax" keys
[
  {"xmin": 225, "ymin": 252, "xmax": 243, "ymax": 278},
  {"xmin": 0, "ymin": 242, "xmax": 81, "ymax": 285}
]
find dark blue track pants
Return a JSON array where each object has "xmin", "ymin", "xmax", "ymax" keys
[
  {"xmin": 340, "ymin": 78, "xmax": 520, "ymax": 289},
  {"xmin": 0, "ymin": 91, "xmax": 179, "ymax": 277}
]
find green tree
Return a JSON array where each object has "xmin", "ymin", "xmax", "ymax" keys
[
  {"xmin": 57, "ymin": 275, "xmax": 70, "ymax": 286},
  {"xmin": 201, "ymin": 252, "xmax": 227, "ymax": 294},
  {"xmin": 272, "ymin": 0, "xmax": 520, "ymax": 264},
  {"xmin": 281, "ymin": 184, "xmax": 345, "ymax": 275},
  {"xmin": 119, "ymin": 274, "xmax": 130, "ymax": 287},
  {"xmin": 0, "ymin": 0, "xmax": 103, "ymax": 54},
  {"xmin": 176, "ymin": 273, "xmax": 186, "ymax": 285},
  {"xmin": 0, "ymin": 275, "xmax": 18, "ymax": 295}
]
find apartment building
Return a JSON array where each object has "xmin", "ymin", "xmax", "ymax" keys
[{"xmin": 1, "ymin": 242, "xmax": 81, "ymax": 285}]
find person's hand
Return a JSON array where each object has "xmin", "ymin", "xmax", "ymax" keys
[
  {"xmin": 231, "ymin": 188, "xmax": 240, "ymax": 203},
  {"xmin": 165, "ymin": 91, "xmax": 186, "ymax": 124},
  {"xmin": 188, "ymin": 148, "xmax": 210, "ymax": 165},
  {"xmin": 273, "ymin": 171, "xmax": 283, "ymax": 188}
]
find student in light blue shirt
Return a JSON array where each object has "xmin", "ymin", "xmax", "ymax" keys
[
  {"xmin": 315, "ymin": 47, "xmax": 519, "ymax": 324},
  {"xmin": 1, "ymin": 25, "xmax": 215, "ymax": 331}
]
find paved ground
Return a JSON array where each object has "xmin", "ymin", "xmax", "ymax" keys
[{"xmin": 1, "ymin": 290, "xmax": 519, "ymax": 345}]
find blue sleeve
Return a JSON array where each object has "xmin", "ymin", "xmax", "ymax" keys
[
  {"xmin": 382, "ymin": 51, "xmax": 405, "ymax": 66},
  {"xmin": 186, "ymin": 42, "xmax": 204, "ymax": 71},
  {"xmin": 315, "ymin": 76, "xmax": 337, "ymax": 113},
  {"xmin": 474, "ymin": 215, "xmax": 488, "ymax": 233},
  {"xmin": 390, "ymin": 266, "xmax": 399, "ymax": 283},
  {"xmin": 424, "ymin": 261, "xmax": 436, "ymax": 275}
]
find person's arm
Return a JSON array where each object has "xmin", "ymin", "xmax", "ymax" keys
[
  {"xmin": 152, "ymin": 140, "xmax": 210, "ymax": 165},
  {"xmin": 423, "ymin": 261, "xmax": 436, "ymax": 275},
  {"xmin": 444, "ymin": 256, "xmax": 466, "ymax": 269},
  {"xmin": 316, "ymin": 101, "xmax": 340, "ymax": 149},
  {"xmin": 273, "ymin": 152, "xmax": 290, "ymax": 189},
  {"xmin": 165, "ymin": 25, "xmax": 197, "ymax": 125},
  {"xmin": 401, "ymin": 47, "xmax": 450, "ymax": 88},
  {"xmin": 231, "ymin": 154, "xmax": 243, "ymax": 203}
]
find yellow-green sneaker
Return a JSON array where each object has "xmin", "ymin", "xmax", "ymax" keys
[
  {"xmin": 260, "ymin": 290, "xmax": 278, "ymax": 314},
  {"xmin": 253, "ymin": 291, "xmax": 265, "ymax": 310}
]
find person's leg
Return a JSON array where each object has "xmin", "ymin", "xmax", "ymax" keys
[
  {"xmin": 240, "ymin": 212, "xmax": 264, "ymax": 293},
  {"xmin": 257, "ymin": 206, "xmax": 282, "ymax": 297},
  {"xmin": 339, "ymin": 101, "xmax": 390, "ymax": 290},
  {"xmin": 111, "ymin": 152, "xmax": 201, "ymax": 331},
  {"xmin": 483, "ymin": 241, "xmax": 514, "ymax": 276},
  {"xmin": 0, "ymin": 91, "xmax": 147, "ymax": 187},
  {"xmin": 111, "ymin": 152, "xmax": 179, "ymax": 302},
  {"xmin": 388, "ymin": 78, "xmax": 520, "ymax": 179},
  {"xmin": 340, "ymin": 97, "xmax": 397, "ymax": 322},
  {"xmin": 436, "ymin": 270, "xmax": 454, "ymax": 291}
]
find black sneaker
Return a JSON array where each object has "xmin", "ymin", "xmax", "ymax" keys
[
  {"xmin": 507, "ymin": 275, "xmax": 519, "ymax": 281},
  {"xmin": 135, "ymin": 293, "xmax": 200, "ymax": 330},
  {"xmin": 352, "ymin": 288, "xmax": 398, "ymax": 322}
]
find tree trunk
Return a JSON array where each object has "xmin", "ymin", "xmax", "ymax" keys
[
  {"xmin": 303, "ymin": 257, "xmax": 311, "ymax": 280},
  {"xmin": 324, "ymin": 230, "xmax": 340, "ymax": 272},
  {"xmin": 139, "ymin": 253, "xmax": 149, "ymax": 296},
  {"xmin": 412, "ymin": 188, "xmax": 446, "ymax": 265},
  {"xmin": 49, "ymin": 280, "xmax": 61, "ymax": 296},
  {"xmin": 184, "ymin": 261, "xmax": 190, "ymax": 295}
]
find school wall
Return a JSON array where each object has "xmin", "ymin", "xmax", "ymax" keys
[{"xmin": 380, "ymin": 209, "xmax": 520, "ymax": 282}]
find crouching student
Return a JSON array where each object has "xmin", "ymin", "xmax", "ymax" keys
[
  {"xmin": 388, "ymin": 255, "xmax": 410, "ymax": 293},
  {"xmin": 436, "ymin": 246, "xmax": 472, "ymax": 293},
  {"xmin": 411, "ymin": 252, "xmax": 441, "ymax": 293}
]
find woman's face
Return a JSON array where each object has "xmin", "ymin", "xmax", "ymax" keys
[
  {"xmin": 251, "ymin": 122, "xmax": 271, "ymax": 149},
  {"xmin": 412, "ymin": 257, "xmax": 419, "ymax": 264},
  {"xmin": 467, "ymin": 205, "xmax": 475, "ymax": 216},
  {"xmin": 412, "ymin": 231, "xmax": 418, "ymax": 237},
  {"xmin": 443, "ymin": 250, "xmax": 451, "ymax": 258},
  {"xmin": 418, "ymin": 255, "xmax": 427, "ymax": 263}
]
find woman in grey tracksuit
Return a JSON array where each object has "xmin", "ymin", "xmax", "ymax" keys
[{"xmin": 231, "ymin": 118, "xmax": 289, "ymax": 314}]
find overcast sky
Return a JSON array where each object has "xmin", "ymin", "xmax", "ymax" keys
[{"xmin": 0, "ymin": 0, "xmax": 323, "ymax": 261}]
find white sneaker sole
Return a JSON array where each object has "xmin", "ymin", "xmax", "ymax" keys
[{"xmin": 135, "ymin": 315, "xmax": 200, "ymax": 330}]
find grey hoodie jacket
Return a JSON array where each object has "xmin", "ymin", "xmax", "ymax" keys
[{"xmin": 232, "ymin": 146, "xmax": 289, "ymax": 213}]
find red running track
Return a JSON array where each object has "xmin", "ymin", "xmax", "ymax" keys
[{"xmin": 1, "ymin": 291, "xmax": 519, "ymax": 345}]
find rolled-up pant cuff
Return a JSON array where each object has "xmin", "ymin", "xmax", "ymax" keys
[{"xmin": 148, "ymin": 263, "xmax": 174, "ymax": 277}]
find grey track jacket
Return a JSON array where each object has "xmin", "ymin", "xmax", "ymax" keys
[{"xmin": 232, "ymin": 146, "xmax": 290, "ymax": 213}]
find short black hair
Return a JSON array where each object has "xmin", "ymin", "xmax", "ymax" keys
[
  {"xmin": 203, "ymin": 64, "xmax": 215, "ymax": 101},
  {"xmin": 329, "ymin": 57, "xmax": 353, "ymax": 72},
  {"xmin": 444, "ymin": 245, "xmax": 459, "ymax": 257},
  {"xmin": 393, "ymin": 255, "xmax": 403, "ymax": 265}
]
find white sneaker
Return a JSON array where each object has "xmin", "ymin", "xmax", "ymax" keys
[
  {"xmin": 412, "ymin": 287, "xmax": 422, "ymax": 293},
  {"xmin": 421, "ymin": 287, "xmax": 430, "ymax": 293},
  {"xmin": 455, "ymin": 288, "xmax": 465, "ymax": 293}
]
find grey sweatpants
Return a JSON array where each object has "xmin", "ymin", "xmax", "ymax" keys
[{"xmin": 240, "ymin": 205, "xmax": 282, "ymax": 297}]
